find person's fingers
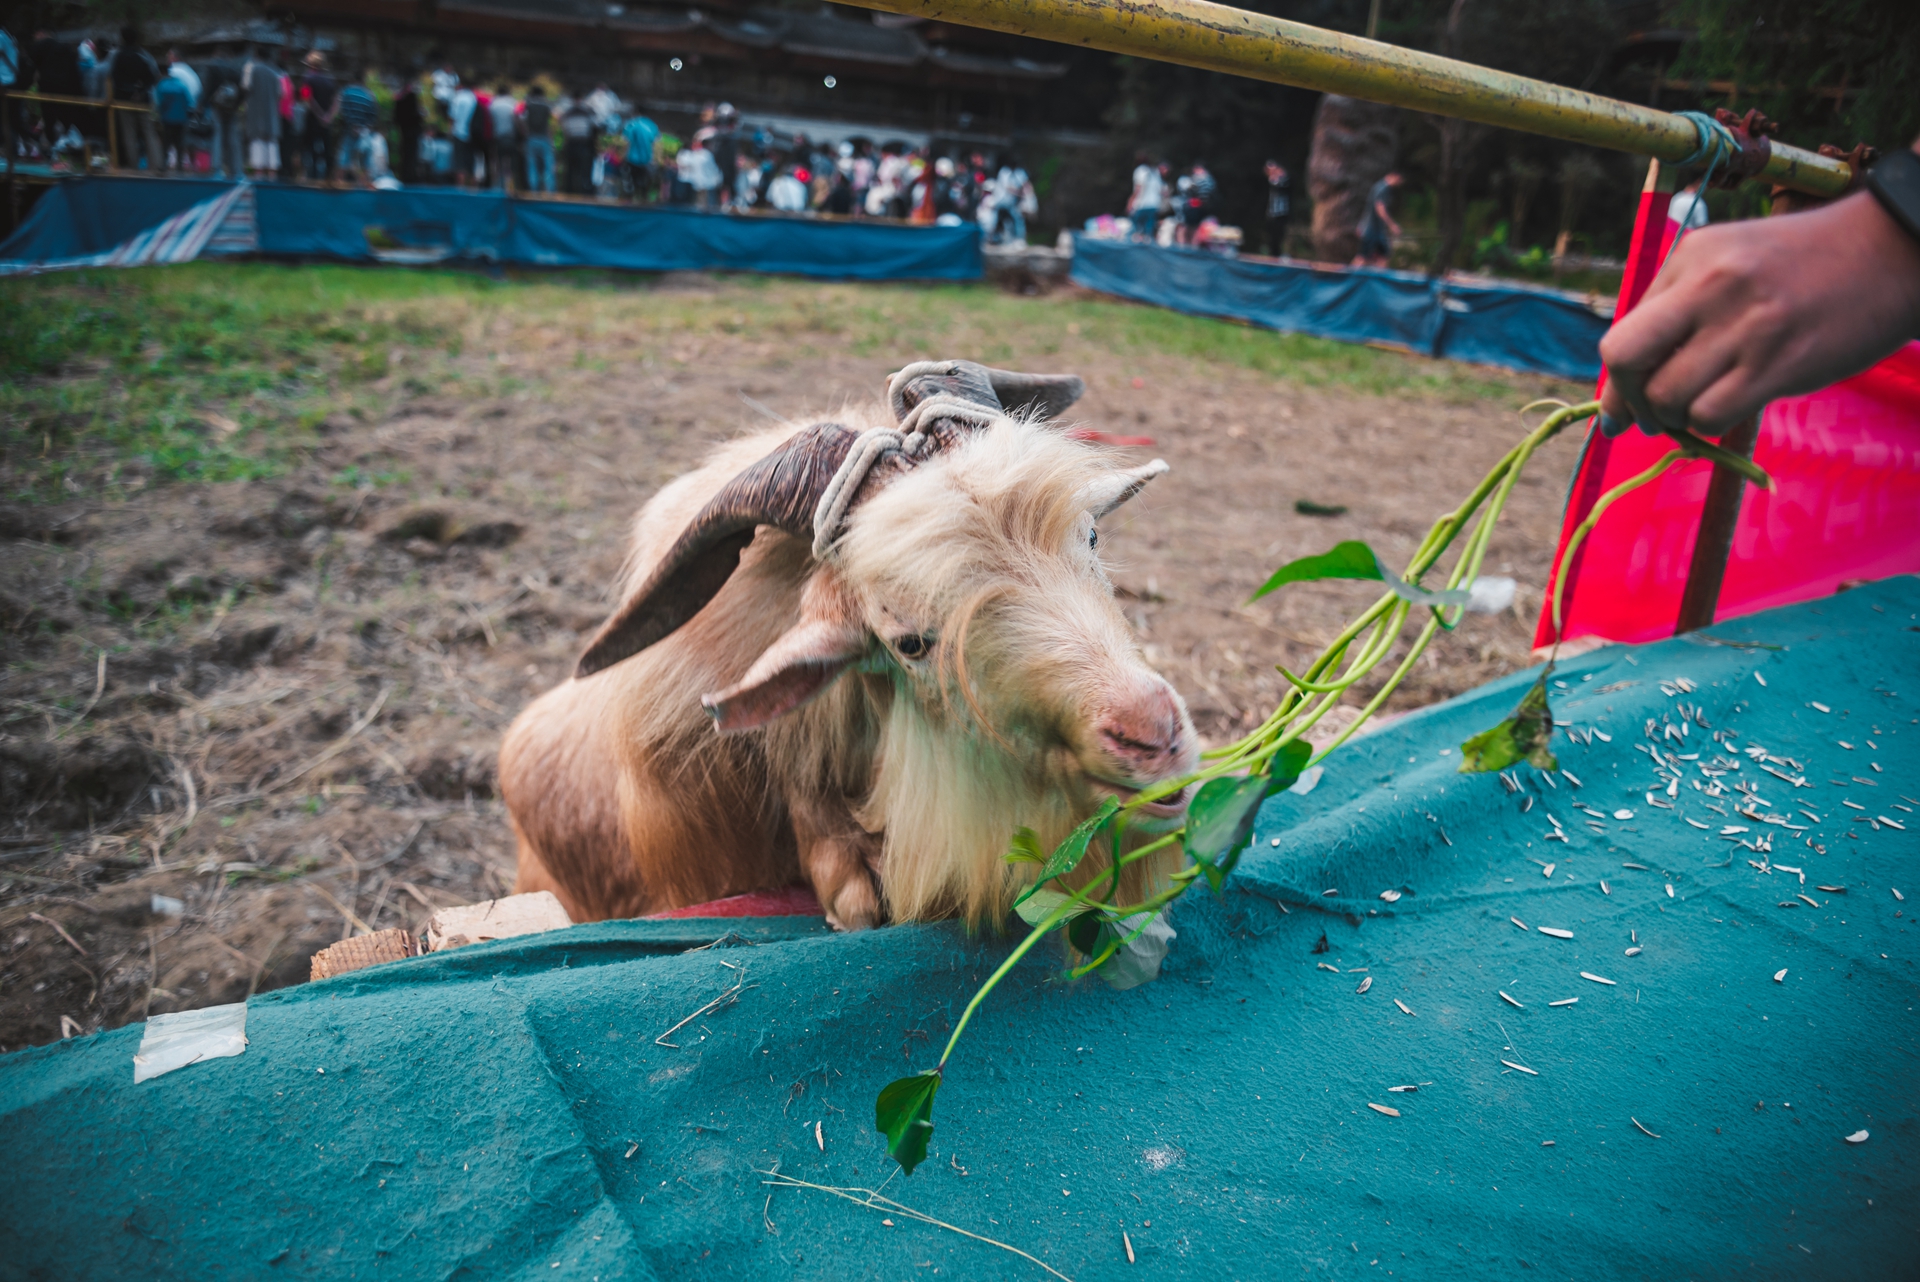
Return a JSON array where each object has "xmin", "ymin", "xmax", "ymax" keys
[
  {"xmin": 1597, "ymin": 375, "xmax": 1630, "ymax": 429},
  {"xmin": 1598, "ymin": 283, "xmax": 1702, "ymax": 381},
  {"xmin": 1685, "ymin": 360, "xmax": 1773, "ymax": 437},
  {"xmin": 1605, "ymin": 365, "xmax": 1671, "ymax": 438},
  {"xmin": 1640, "ymin": 325, "xmax": 1741, "ymax": 432}
]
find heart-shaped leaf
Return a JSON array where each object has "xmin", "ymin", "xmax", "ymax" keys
[
  {"xmin": 1013, "ymin": 887, "xmax": 1071, "ymax": 928},
  {"xmin": 1067, "ymin": 909, "xmax": 1112, "ymax": 956},
  {"xmin": 875, "ymin": 1070, "xmax": 941, "ymax": 1175},
  {"xmin": 1249, "ymin": 540, "xmax": 1469, "ymax": 608},
  {"xmin": 1011, "ymin": 796, "xmax": 1119, "ymax": 909},
  {"xmin": 1458, "ymin": 671, "xmax": 1558, "ymax": 773}
]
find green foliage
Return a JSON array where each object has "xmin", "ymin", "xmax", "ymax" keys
[
  {"xmin": 1249, "ymin": 539, "xmax": 1469, "ymax": 608},
  {"xmin": 1183, "ymin": 740, "xmax": 1311, "ymax": 893},
  {"xmin": 1459, "ymin": 670, "xmax": 1559, "ymax": 772},
  {"xmin": 874, "ymin": 1071, "xmax": 941, "ymax": 1176},
  {"xmin": 1010, "ymin": 796, "xmax": 1119, "ymax": 909},
  {"xmin": 1676, "ymin": 0, "xmax": 1920, "ymax": 152}
]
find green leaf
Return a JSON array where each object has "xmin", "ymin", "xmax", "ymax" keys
[
  {"xmin": 1268, "ymin": 739, "xmax": 1313, "ymax": 791},
  {"xmin": 1248, "ymin": 539, "xmax": 1469, "ymax": 609},
  {"xmin": 1458, "ymin": 671, "xmax": 1559, "ymax": 773},
  {"xmin": 1185, "ymin": 775, "xmax": 1272, "ymax": 863},
  {"xmin": 1003, "ymin": 827, "xmax": 1046, "ymax": 865},
  {"xmin": 1067, "ymin": 910, "xmax": 1112, "ymax": 955},
  {"xmin": 875, "ymin": 1070, "xmax": 941, "ymax": 1175},
  {"xmin": 1011, "ymin": 796, "xmax": 1120, "ymax": 909},
  {"xmin": 1013, "ymin": 888, "xmax": 1071, "ymax": 928}
]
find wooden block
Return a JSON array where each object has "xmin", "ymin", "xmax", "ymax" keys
[
  {"xmin": 424, "ymin": 891, "xmax": 571, "ymax": 953},
  {"xmin": 309, "ymin": 928, "xmax": 418, "ymax": 982}
]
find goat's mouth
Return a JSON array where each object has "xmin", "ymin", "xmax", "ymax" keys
[{"xmin": 1087, "ymin": 776, "xmax": 1192, "ymax": 822}]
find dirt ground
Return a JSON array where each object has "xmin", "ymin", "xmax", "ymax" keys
[{"xmin": 0, "ymin": 265, "xmax": 1585, "ymax": 1053}]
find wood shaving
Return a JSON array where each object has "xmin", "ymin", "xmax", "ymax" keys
[
  {"xmin": 1510, "ymin": 917, "xmax": 1529, "ymax": 931},
  {"xmin": 1631, "ymin": 1117, "xmax": 1661, "ymax": 1138},
  {"xmin": 1600, "ymin": 880, "xmax": 1611, "ymax": 895},
  {"xmin": 1816, "ymin": 886, "xmax": 1845, "ymax": 893},
  {"xmin": 1393, "ymin": 998, "xmax": 1415, "ymax": 1016},
  {"xmin": 1796, "ymin": 893, "xmax": 1820, "ymax": 908},
  {"xmin": 1580, "ymin": 972, "xmax": 1616, "ymax": 985},
  {"xmin": 1355, "ymin": 976, "xmax": 1373, "ymax": 994},
  {"xmin": 1548, "ymin": 998, "xmax": 1578, "ymax": 1007},
  {"xmin": 1500, "ymin": 991, "xmax": 1523, "ymax": 1008},
  {"xmin": 1846, "ymin": 1130, "xmax": 1869, "ymax": 1144},
  {"xmin": 1500, "ymin": 1059, "xmax": 1538, "ymax": 1075},
  {"xmin": 1538, "ymin": 927, "xmax": 1573, "ymax": 939}
]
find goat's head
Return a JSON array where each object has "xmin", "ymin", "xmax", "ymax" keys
[{"xmin": 576, "ymin": 360, "xmax": 1197, "ymax": 830}]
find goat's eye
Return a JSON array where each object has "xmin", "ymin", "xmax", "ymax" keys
[
  {"xmin": 1088, "ymin": 526, "xmax": 1099, "ymax": 551},
  {"xmin": 895, "ymin": 633, "xmax": 933, "ymax": 659}
]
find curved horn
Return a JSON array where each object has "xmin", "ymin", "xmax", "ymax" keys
[
  {"xmin": 886, "ymin": 360, "xmax": 1086, "ymax": 424},
  {"xmin": 575, "ymin": 421, "xmax": 858, "ymax": 678}
]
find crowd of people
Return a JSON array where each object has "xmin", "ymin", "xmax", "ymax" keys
[{"xmin": 0, "ymin": 25, "xmax": 1042, "ymax": 238}]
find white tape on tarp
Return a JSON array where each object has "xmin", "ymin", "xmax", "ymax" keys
[{"xmin": 132, "ymin": 1002, "xmax": 248, "ymax": 1083}]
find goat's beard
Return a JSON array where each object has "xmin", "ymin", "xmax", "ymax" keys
[{"xmin": 857, "ymin": 694, "xmax": 1181, "ymax": 926}]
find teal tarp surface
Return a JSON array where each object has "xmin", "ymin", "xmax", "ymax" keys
[
  {"xmin": 1069, "ymin": 235, "xmax": 1610, "ymax": 381},
  {"xmin": 3, "ymin": 583, "xmax": 1916, "ymax": 1280},
  {"xmin": 0, "ymin": 176, "xmax": 984, "ymax": 281}
]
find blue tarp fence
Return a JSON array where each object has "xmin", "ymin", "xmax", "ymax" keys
[
  {"xmin": 1070, "ymin": 235, "xmax": 1612, "ymax": 381},
  {"xmin": 0, "ymin": 176, "xmax": 985, "ymax": 281}
]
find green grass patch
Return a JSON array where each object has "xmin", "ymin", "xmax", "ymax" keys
[{"xmin": 1, "ymin": 262, "xmax": 1573, "ymax": 506}]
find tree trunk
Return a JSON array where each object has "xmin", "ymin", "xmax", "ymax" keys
[
  {"xmin": 1306, "ymin": 95, "xmax": 1399, "ymax": 263},
  {"xmin": 1428, "ymin": 0, "xmax": 1474, "ymax": 278}
]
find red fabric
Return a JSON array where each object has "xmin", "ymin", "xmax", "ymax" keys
[
  {"xmin": 1535, "ymin": 178, "xmax": 1920, "ymax": 648},
  {"xmin": 643, "ymin": 885, "xmax": 824, "ymax": 919}
]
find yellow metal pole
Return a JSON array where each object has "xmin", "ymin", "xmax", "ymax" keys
[{"xmin": 840, "ymin": 0, "xmax": 1854, "ymax": 198}]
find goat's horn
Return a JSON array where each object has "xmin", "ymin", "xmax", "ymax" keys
[
  {"xmin": 886, "ymin": 360, "xmax": 1086, "ymax": 424},
  {"xmin": 575, "ymin": 421, "xmax": 857, "ymax": 677}
]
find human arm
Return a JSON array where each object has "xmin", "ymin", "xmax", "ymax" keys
[{"xmin": 1599, "ymin": 142, "xmax": 1920, "ymax": 436}]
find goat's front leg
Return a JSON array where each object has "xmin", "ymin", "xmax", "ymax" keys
[{"xmin": 787, "ymin": 791, "xmax": 883, "ymax": 931}]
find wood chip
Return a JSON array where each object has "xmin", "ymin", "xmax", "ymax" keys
[
  {"xmin": 1542, "ymin": 863, "xmax": 1556, "ymax": 878},
  {"xmin": 1809, "ymin": 702, "xmax": 1829, "ymax": 713},
  {"xmin": 1773, "ymin": 968, "xmax": 1787, "ymax": 982},
  {"xmin": 1893, "ymin": 888, "xmax": 1905, "ymax": 901},
  {"xmin": 815, "ymin": 1120, "xmax": 824, "ymax": 1151},
  {"xmin": 1367, "ymin": 1103, "xmax": 1401, "ymax": 1117},
  {"xmin": 1355, "ymin": 976, "xmax": 1373, "ymax": 994},
  {"xmin": 1754, "ymin": 673, "xmax": 1767, "ymax": 687},
  {"xmin": 1631, "ymin": 1117, "xmax": 1661, "ymax": 1138},
  {"xmin": 1666, "ymin": 884, "xmax": 1676, "ymax": 899},
  {"xmin": 1624, "ymin": 947, "xmax": 1642, "ymax": 956},
  {"xmin": 1393, "ymin": 998, "xmax": 1415, "ymax": 1016},
  {"xmin": 1549, "ymin": 998, "xmax": 1578, "ymax": 1007},
  {"xmin": 1379, "ymin": 888, "xmax": 1402, "ymax": 903},
  {"xmin": 1124, "ymin": 1230, "xmax": 1135, "ymax": 1264},
  {"xmin": 1511, "ymin": 917, "xmax": 1529, "ymax": 931},
  {"xmin": 1817, "ymin": 886, "xmax": 1845, "ymax": 894},
  {"xmin": 1845, "ymin": 1130, "xmax": 1869, "ymax": 1144},
  {"xmin": 1500, "ymin": 990, "xmax": 1524, "ymax": 1008},
  {"xmin": 1600, "ymin": 880, "xmax": 1611, "ymax": 895},
  {"xmin": 1538, "ymin": 927, "xmax": 1573, "ymax": 939},
  {"xmin": 1580, "ymin": 972, "xmax": 1616, "ymax": 985},
  {"xmin": 1501, "ymin": 1059, "xmax": 1538, "ymax": 1075},
  {"xmin": 1318, "ymin": 962, "xmax": 1340, "ymax": 972},
  {"xmin": 1613, "ymin": 809, "xmax": 1634, "ymax": 820},
  {"xmin": 1796, "ymin": 893, "xmax": 1820, "ymax": 908}
]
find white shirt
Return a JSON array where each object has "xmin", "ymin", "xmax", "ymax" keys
[
  {"xmin": 168, "ymin": 62, "xmax": 201, "ymax": 107},
  {"xmin": 1130, "ymin": 162, "xmax": 1164, "ymax": 213},
  {"xmin": 767, "ymin": 172, "xmax": 808, "ymax": 212},
  {"xmin": 449, "ymin": 88, "xmax": 476, "ymax": 142},
  {"xmin": 1668, "ymin": 189, "xmax": 1708, "ymax": 231}
]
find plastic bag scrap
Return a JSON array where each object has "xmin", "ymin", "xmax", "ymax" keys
[
  {"xmin": 133, "ymin": 1002, "xmax": 248, "ymax": 1083},
  {"xmin": 1097, "ymin": 909, "xmax": 1175, "ymax": 991}
]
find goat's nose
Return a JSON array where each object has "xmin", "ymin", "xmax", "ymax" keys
[{"xmin": 1096, "ymin": 685, "xmax": 1188, "ymax": 775}]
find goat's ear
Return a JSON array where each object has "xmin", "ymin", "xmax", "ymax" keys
[
  {"xmin": 699, "ymin": 578, "xmax": 867, "ymax": 732},
  {"xmin": 1083, "ymin": 458, "xmax": 1170, "ymax": 519}
]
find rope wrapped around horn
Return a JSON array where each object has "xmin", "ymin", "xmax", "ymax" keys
[{"xmin": 575, "ymin": 360, "xmax": 1087, "ymax": 678}]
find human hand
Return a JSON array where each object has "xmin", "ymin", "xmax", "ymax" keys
[{"xmin": 1599, "ymin": 158, "xmax": 1920, "ymax": 437}]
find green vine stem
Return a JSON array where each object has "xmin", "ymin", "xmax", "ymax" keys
[{"xmin": 874, "ymin": 402, "xmax": 1770, "ymax": 1175}]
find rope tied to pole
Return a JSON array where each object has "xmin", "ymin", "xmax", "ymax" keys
[{"xmin": 1671, "ymin": 110, "xmax": 1743, "ymax": 177}]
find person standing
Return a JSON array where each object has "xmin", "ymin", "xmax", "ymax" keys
[
  {"xmin": 619, "ymin": 105, "xmax": 656, "ymax": 202},
  {"xmin": 165, "ymin": 46, "xmax": 200, "ymax": 110},
  {"xmin": 108, "ymin": 24, "xmax": 162, "ymax": 170},
  {"xmin": 559, "ymin": 91, "xmax": 595, "ymax": 195},
  {"xmin": 448, "ymin": 77, "xmax": 477, "ymax": 187},
  {"xmin": 708, "ymin": 103, "xmax": 739, "ymax": 210},
  {"xmin": 487, "ymin": 82, "xmax": 520, "ymax": 191},
  {"xmin": 240, "ymin": 45, "xmax": 283, "ymax": 179},
  {"xmin": 1178, "ymin": 160, "xmax": 1215, "ymax": 246},
  {"xmin": 334, "ymin": 64, "xmax": 379, "ymax": 186},
  {"xmin": 199, "ymin": 44, "xmax": 243, "ymax": 180},
  {"xmin": 1126, "ymin": 150, "xmax": 1164, "ymax": 244},
  {"xmin": 274, "ymin": 48, "xmax": 300, "ymax": 179},
  {"xmin": 1352, "ymin": 169, "xmax": 1402, "ymax": 268},
  {"xmin": 152, "ymin": 57, "xmax": 192, "ymax": 170},
  {"xmin": 299, "ymin": 51, "xmax": 338, "ymax": 182},
  {"xmin": 1262, "ymin": 160, "xmax": 1291, "ymax": 257},
  {"xmin": 522, "ymin": 84, "xmax": 554, "ymax": 192},
  {"xmin": 392, "ymin": 66, "xmax": 422, "ymax": 184}
]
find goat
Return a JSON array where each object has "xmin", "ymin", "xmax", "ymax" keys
[{"xmin": 499, "ymin": 360, "xmax": 1198, "ymax": 930}]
